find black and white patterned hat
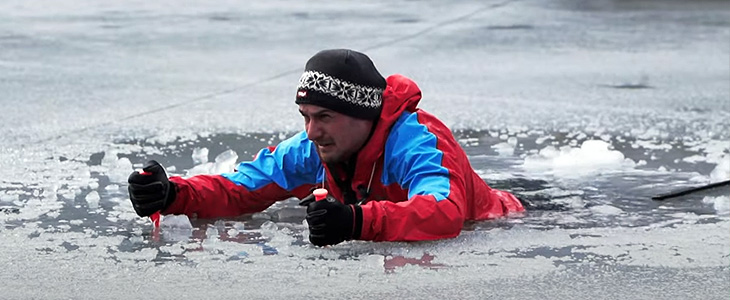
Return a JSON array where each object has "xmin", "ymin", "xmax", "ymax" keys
[{"xmin": 295, "ymin": 49, "xmax": 386, "ymax": 120}]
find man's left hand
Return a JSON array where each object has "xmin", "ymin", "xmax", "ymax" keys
[{"xmin": 301, "ymin": 194, "xmax": 361, "ymax": 246}]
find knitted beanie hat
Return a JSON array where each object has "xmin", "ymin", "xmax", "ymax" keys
[{"xmin": 295, "ymin": 49, "xmax": 386, "ymax": 120}]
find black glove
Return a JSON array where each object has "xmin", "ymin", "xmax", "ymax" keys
[
  {"xmin": 127, "ymin": 160, "xmax": 176, "ymax": 217},
  {"xmin": 299, "ymin": 192, "xmax": 362, "ymax": 246}
]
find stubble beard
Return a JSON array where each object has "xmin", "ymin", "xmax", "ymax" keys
[{"xmin": 317, "ymin": 147, "xmax": 343, "ymax": 164}]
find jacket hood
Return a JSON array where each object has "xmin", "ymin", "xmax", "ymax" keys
[{"xmin": 353, "ymin": 74, "xmax": 422, "ymax": 176}]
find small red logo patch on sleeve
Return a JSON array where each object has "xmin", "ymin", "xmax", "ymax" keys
[{"xmin": 297, "ymin": 90, "xmax": 307, "ymax": 97}]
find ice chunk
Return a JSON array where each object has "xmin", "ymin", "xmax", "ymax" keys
[
  {"xmin": 185, "ymin": 162, "xmax": 213, "ymax": 177},
  {"xmin": 458, "ymin": 137, "xmax": 479, "ymax": 147},
  {"xmin": 492, "ymin": 142, "xmax": 515, "ymax": 156},
  {"xmin": 0, "ymin": 192, "xmax": 19, "ymax": 203},
  {"xmin": 161, "ymin": 215, "xmax": 193, "ymax": 242},
  {"xmin": 682, "ymin": 155, "xmax": 706, "ymax": 164},
  {"xmin": 85, "ymin": 191, "xmax": 100, "ymax": 209},
  {"xmin": 589, "ymin": 205, "xmax": 623, "ymax": 215},
  {"xmin": 101, "ymin": 150, "xmax": 118, "ymax": 167},
  {"xmin": 212, "ymin": 150, "xmax": 238, "ymax": 174},
  {"xmin": 88, "ymin": 181, "xmax": 99, "ymax": 189},
  {"xmin": 159, "ymin": 244, "xmax": 186, "ymax": 256},
  {"xmin": 535, "ymin": 135, "xmax": 551, "ymax": 145},
  {"xmin": 301, "ymin": 219, "xmax": 309, "ymax": 241},
  {"xmin": 104, "ymin": 153, "xmax": 134, "ymax": 184},
  {"xmin": 709, "ymin": 155, "xmax": 729, "ymax": 183},
  {"xmin": 205, "ymin": 226, "xmax": 219, "ymax": 242},
  {"xmin": 233, "ymin": 222, "xmax": 246, "ymax": 232},
  {"xmin": 522, "ymin": 140, "xmax": 636, "ymax": 177},
  {"xmin": 260, "ymin": 220, "xmax": 278, "ymax": 239},
  {"xmin": 43, "ymin": 185, "xmax": 58, "ymax": 202},
  {"xmin": 192, "ymin": 147, "xmax": 209, "ymax": 165},
  {"xmin": 553, "ymin": 196, "xmax": 585, "ymax": 209},
  {"xmin": 58, "ymin": 188, "xmax": 78, "ymax": 201},
  {"xmin": 110, "ymin": 157, "xmax": 133, "ymax": 183},
  {"xmin": 702, "ymin": 196, "xmax": 730, "ymax": 215},
  {"xmin": 186, "ymin": 150, "xmax": 238, "ymax": 176},
  {"xmin": 160, "ymin": 214, "xmax": 193, "ymax": 229}
]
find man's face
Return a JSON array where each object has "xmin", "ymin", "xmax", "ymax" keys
[{"xmin": 299, "ymin": 104, "xmax": 374, "ymax": 164}]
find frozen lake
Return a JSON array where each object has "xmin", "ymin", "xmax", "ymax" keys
[{"xmin": 1, "ymin": 0, "xmax": 729, "ymax": 298}]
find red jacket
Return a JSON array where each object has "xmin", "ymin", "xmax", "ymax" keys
[{"xmin": 166, "ymin": 74, "xmax": 524, "ymax": 241}]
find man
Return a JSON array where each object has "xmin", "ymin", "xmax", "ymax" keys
[{"xmin": 128, "ymin": 49, "xmax": 524, "ymax": 246}]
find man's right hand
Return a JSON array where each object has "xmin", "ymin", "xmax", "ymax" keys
[{"xmin": 127, "ymin": 160, "xmax": 176, "ymax": 217}]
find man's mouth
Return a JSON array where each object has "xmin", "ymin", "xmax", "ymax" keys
[{"xmin": 317, "ymin": 142, "xmax": 334, "ymax": 151}]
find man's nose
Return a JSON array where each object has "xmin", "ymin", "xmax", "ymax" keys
[{"xmin": 306, "ymin": 119, "xmax": 322, "ymax": 140}]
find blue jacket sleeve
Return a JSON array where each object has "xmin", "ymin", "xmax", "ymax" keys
[
  {"xmin": 222, "ymin": 131, "xmax": 324, "ymax": 191},
  {"xmin": 165, "ymin": 131, "xmax": 323, "ymax": 218}
]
